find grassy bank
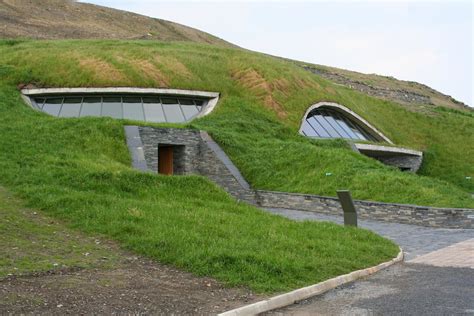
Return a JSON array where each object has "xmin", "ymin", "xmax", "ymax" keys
[
  {"xmin": 0, "ymin": 83, "xmax": 399, "ymax": 292},
  {"xmin": 0, "ymin": 40, "xmax": 472, "ymax": 208}
]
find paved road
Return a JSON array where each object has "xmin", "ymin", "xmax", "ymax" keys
[
  {"xmin": 263, "ymin": 208, "xmax": 474, "ymax": 315},
  {"xmin": 267, "ymin": 263, "xmax": 474, "ymax": 316}
]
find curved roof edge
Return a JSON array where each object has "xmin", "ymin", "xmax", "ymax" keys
[
  {"xmin": 299, "ymin": 101, "xmax": 393, "ymax": 144},
  {"xmin": 20, "ymin": 87, "xmax": 220, "ymax": 120},
  {"xmin": 354, "ymin": 143, "xmax": 423, "ymax": 157}
]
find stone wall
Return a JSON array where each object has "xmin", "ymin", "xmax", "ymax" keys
[
  {"xmin": 375, "ymin": 155, "xmax": 423, "ymax": 172},
  {"xmin": 126, "ymin": 126, "xmax": 473, "ymax": 229},
  {"xmin": 136, "ymin": 127, "xmax": 256, "ymax": 203},
  {"xmin": 255, "ymin": 190, "xmax": 473, "ymax": 229}
]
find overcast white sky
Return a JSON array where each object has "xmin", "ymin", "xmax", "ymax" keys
[{"xmin": 85, "ymin": 0, "xmax": 473, "ymax": 106}]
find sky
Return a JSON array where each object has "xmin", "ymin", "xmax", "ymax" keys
[{"xmin": 84, "ymin": 0, "xmax": 473, "ymax": 106}]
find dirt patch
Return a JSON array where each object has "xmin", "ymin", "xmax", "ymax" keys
[
  {"xmin": 132, "ymin": 59, "xmax": 169, "ymax": 87},
  {"xmin": 154, "ymin": 55, "xmax": 193, "ymax": 79},
  {"xmin": 78, "ymin": 57, "xmax": 126, "ymax": 83},
  {"xmin": 232, "ymin": 68, "xmax": 287, "ymax": 118},
  {"xmin": 0, "ymin": 255, "xmax": 262, "ymax": 315}
]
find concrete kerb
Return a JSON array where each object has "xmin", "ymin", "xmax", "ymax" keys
[{"xmin": 218, "ymin": 248, "xmax": 404, "ymax": 316}]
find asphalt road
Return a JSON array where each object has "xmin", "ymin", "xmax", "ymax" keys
[{"xmin": 267, "ymin": 263, "xmax": 474, "ymax": 316}]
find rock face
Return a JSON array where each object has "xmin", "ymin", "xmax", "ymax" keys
[
  {"xmin": 301, "ymin": 65, "xmax": 470, "ymax": 111},
  {"xmin": 0, "ymin": 0, "xmax": 234, "ymax": 46}
]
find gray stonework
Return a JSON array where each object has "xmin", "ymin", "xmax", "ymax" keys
[
  {"xmin": 126, "ymin": 126, "xmax": 473, "ymax": 229},
  {"xmin": 136, "ymin": 126, "xmax": 255, "ymax": 203},
  {"xmin": 255, "ymin": 190, "xmax": 473, "ymax": 229},
  {"xmin": 375, "ymin": 154, "xmax": 423, "ymax": 172},
  {"xmin": 354, "ymin": 143, "xmax": 423, "ymax": 172}
]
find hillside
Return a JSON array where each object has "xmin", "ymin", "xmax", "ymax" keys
[
  {"xmin": 0, "ymin": 39, "xmax": 473, "ymax": 207},
  {"xmin": 0, "ymin": 0, "xmax": 234, "ymax": 46},
  {"xmin": 298, "ymin": 63, "xmax": 470, "ymax": 111}
]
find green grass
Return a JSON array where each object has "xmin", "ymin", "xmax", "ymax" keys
[
  {"xmin": 0, "ymin": 39, "xmax": 472, "ymax": 208},
  {"xmin": 0, "ymin": 39, "xmax": 470, "ymax": 292},
  {"xmin": 0, "ymin": 83, "xmax": 399, "ymax": 292},
  {"xmin": 0, "ymin": 186, "xmax": 122, "ymax": 278}
]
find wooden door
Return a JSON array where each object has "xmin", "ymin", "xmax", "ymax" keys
[{"xmin": 158, "ymin": 146, "xmax": 174, "ymax": 175}]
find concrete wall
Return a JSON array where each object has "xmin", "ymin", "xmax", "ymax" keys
[{"xmin": 255, "ymin": 190, "xmax": 473, "ymax": 229}]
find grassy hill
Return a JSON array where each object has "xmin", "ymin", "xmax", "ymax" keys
[
  {"xmin": 1, "ymin": 39, "xmax": 472, "ymax": 207},
  {"xmin": 0, "ymin": 40, "xmax": 472, "ymax": 296},
  {"xmin": 0, "ymin": 0, "xmax": 233, "ymax": 47}
]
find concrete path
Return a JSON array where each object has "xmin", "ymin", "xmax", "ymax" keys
[{"xmin": 263, "ymin": 208, "xmax": 474, "ymax": 315}]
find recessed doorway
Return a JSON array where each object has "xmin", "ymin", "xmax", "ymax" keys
[{"xmin": 158, "ymin": 145, "xmax": 174, "ymax": 175}]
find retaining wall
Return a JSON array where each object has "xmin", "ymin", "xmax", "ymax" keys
[
  {"xmin": 125, "ymin": 126, "xmax": 473, "ymax": 229},
  {"xmin": 255, "ymin": 190, "xmax": 473, "ymax": 229}
]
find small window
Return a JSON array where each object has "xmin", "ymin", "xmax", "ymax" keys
[
  {"xmin": 42, "ymin": 98, "xmax": 63, "ymax": 116},
  {"xmin": 143, "ymin": 97, "xmax": 165, "ymax": 122},
  {"xmin": 178, "ymin": 98, "xmax": 195, "ymax": 105},
  {"xmin": 81, "ymin": 97, "xmax": 102, "ymax": 117},
  {"xmin": 60, "ymin": 97, "xmax": 82, "ymax": 117},
  {"xmin": 162, "ymin": 104, "xmax": 185, "ymax": 123},
  {"xmin": 102, "ymin": 97, "xmax": 123, "ymax": 119},
  {"xmin": 123, "ymin": 97, "xmax": 144, "ymax": 121},
  {"xmin": 33, "ymin": 98, "xmax": 46, "ymax": 109},
  {"xmin": 161, "ymin": 97, "xmax": 178, "ymax": 105}
]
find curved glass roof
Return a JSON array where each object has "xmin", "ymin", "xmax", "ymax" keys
[
  {"xmin": 31, "ymin": 95, "xmax": 207, "ymax": 123},
  {"xmin": 301, "ymin": 108, "xmax": 378, "ymax": 141}
]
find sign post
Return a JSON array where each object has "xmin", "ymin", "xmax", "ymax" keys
[{"xmin": 337, "ymin": 190, "xmax": 358, "ymax": 227}]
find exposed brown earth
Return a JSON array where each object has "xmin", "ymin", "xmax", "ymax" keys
[
  {"xmin": 232, "ymin": 68, "xmax": 288, "ymax": 118},
  {"xmin": 0, "ymin": 187, "xmax": 261, "ymax": 315},
  {"xmin": 1, "ymin": 257, "xmax": 261, "ymax": 315},
  {"xmin": 0, "ymin": 0, "xmax": 234, "ymax": 47}
]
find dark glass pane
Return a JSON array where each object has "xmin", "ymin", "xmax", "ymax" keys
[
  {"xmin": 180, "ymin": 105, "xmax": 199, "ymax": 120},
  {"xmin": 162, "ymin": 104, "xmax": 185, "ymax": 123},
  {"xmin": 33, "ymin": 98, "xmax": 45, "ymax": 109},
  {"xmin": 59, "ymin": 97, "xmax": 82, "ymax": 117},
  {"xmin": 178, "ymin": 98, "xmax": 195, "ymax": 105},
  {"xmin": 341, "ymin": 116, "xmax": 366, "ymax": 140},
  {"xmin": 332, "ymin": 113, "xmax": 359, "ymax": 139},
  {"xmin": 194, "ymin": 99, "xmax": 204, "ymax": 106},
  {"xmin": 143, "ymin": 97, "xmax": 160, "ymax": 104},
  {"xmin": 307, "ymin": 116, "xmax": 330, "ymax": 138},
  {"xmin": 123, "ymin": 97, "xmax": 144, "ymax": 121},
  {"xmin": 42, "ymin": 98, "xmax": 63, "ymax": 116},
  {"xmin": 301, "ymin": 120, "xmax": 319, "ymax": 137},
  {"xmin": 102, "ymin": 97, "xmax": 123, "ymax": 119},
  {"xmin": 80, "ymin": 97, "xmax": 102, "ymax": 117},
  {"xmin": 161, "ymin": 97, "xmax": 178, "ymax": 105},
  {"xmin": 143, "ymin": 103, "xmax": 165, "ymax": 122},
  {"xmin": 323, "ymin": 114, "xmax": 351, "ymax": 138}
]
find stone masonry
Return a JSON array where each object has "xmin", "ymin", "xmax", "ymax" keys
[
  {"xmin": 136, "ymin": 126, "xmax": 255, "ymax": 203},
  {"xmin": 125, "ymin": 126, "xmax": 473, "ymax": 229},
  {"xmin": 255, "ymin": 190, "xmax": 473, "ymax": 229}
]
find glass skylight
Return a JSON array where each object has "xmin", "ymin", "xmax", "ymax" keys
[
  {"xmin": 31, "ymin": 95, "xmax": 208, "ymax": 123},
  {"xmin": 301, "ymin": 108, "xmax": 377, "ymax": 141}
]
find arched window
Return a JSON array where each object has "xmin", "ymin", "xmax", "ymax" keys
[
  {"xmin": 299, "ymin": 102, "xmax": 392, "ymax": 143},
  {"xmin": 21, "ymin": 88, "xmax": 220, "ymax": 124}
]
